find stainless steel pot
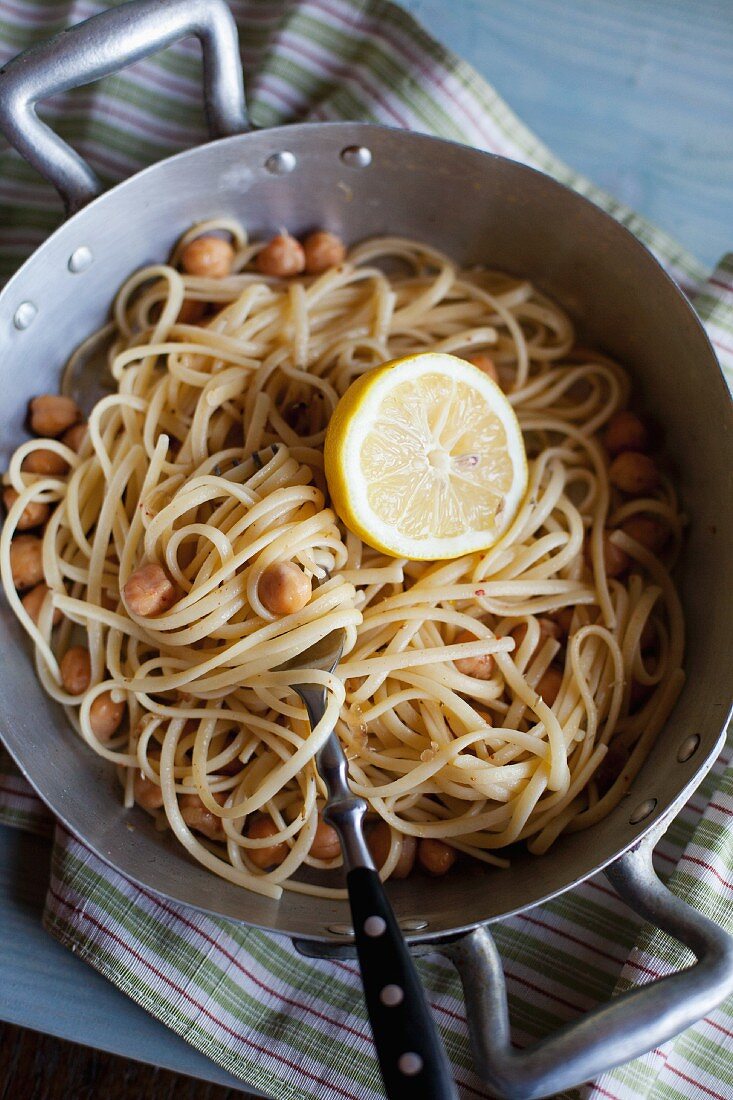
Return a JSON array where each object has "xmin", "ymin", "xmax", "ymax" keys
[{"xmin": 1, "ymin": 2, "xmax": 732, "ymax": 1096}]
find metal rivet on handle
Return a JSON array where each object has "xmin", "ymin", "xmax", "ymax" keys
[
  {"xmin": 68, "ymin": 246, "xmax": 93, "ymax": 273},
  {"xmin": 677, "ymin": 735, "xmax": 700, "ymax": 763},
  {"xmin": 380, "ymin": 984, "xmax": 404, "ymax": 1007},
  {"xmin": 340, "ymin": 145, "xmax": 372, "ymax": 168},
  {"xmin": 364, "ymin": 915, "xmax": 387, "ymax": 937},
  {"xmin": 265, "ymin": 151, "xmax": 296, "ymax": 175},
  {"xmin": 629, "ymin": 797, "xmax": 657, "ymax": 824},
  {"xmin": 13, "ymin": 301, "xmax": 37, "ymax": 330},
  {"xmin": 326, "ymin": 922, "xmax": 354, "ymax": 937},
  {"xmin": 399, "ymin": 918, "xmax": 428, "ymax": 932},
  {"xmin": 398, "ymin": 1053, "xmax": 423, "ymax": 1076}
]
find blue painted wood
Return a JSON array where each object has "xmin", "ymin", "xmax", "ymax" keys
[
  {"xmin": 3, "ymin": 0, "xmax": 732, "ymax": 1086},
  {"xmin": 401, "ymin": 0, "xmax": 733, "ymax": 269},
  {"xmin": 0, "ymin": 825, "xmax": 263, "ymax": 1094}
]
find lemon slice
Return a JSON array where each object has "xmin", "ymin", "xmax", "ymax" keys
[{"xmin": 324, "ymin": 352, "xmax": 528, "ymax": 559}]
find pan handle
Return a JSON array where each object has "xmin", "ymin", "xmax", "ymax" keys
[
  {"xmin": 0, "ymin": 0, "xmax": 248, "ymax": 215},
  {"xmin": 445, "ymin": 832, "xmax": 733, "ymax": 1099}
]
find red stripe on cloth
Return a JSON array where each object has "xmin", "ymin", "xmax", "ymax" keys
[
  {"xmin": 133, "ymin": 882, "xmax": 372, "ymax": 1043},
  {"xmin": 309, "ymin": 0, "xmax": 507, "ymax": 155},
  {"xmin": 709, "ymin": 801, "xmax": 733, "ymax": 817},
  {"xmin": 502, "ymin": 966, "xmax": 587, "ymax": 1012},
  {"xmin": 587, "ymin": 880, "xmax": 620, "ymax": 901},
  {"xmin": 680, "ymin": 854, "xmax": 733, "ymax": 891},
  {"xmin": 655, "ymin": 849, "xmax": 676, "ymax": 865},
  {"xmin": 518, "ymin": 912, "xmax": 631, "ymax": 970},
  {"xmin": 709, "ymin": 277, "xmax": 733, "ymax": 295},
  {"xmin": 56, "ymin": 827, "xmax": 488, "ymax": 1097},
  {"xmin": 590, "ymin": 1084, "xmax": 624, "ymax": 1100},
  {"xmin": 55, "ymin": 824, "xmax": 372, "ymax": 1041},
  {"xmin": 47, "ymin": 884, "xmax": 365, "ymax": 1100},
  {"xmin": 667, "ymin": 1064, "xmax": 731, "ymax": 1100},
  {"xmin": 278, "ymin": 30, "xmax": 414, "ymax": 129},
  {"xmin": 705, "ymin": 1016, "xmax": 733, "ymax": 1040},
  {"xmin": 248, "ymin": 72, "xmax": 307, "ymax": 113},
  {"xmin": 622, "ymin": 956, "xmax": 662, "ymax": 979},
  {"xmin": 711, "ymin": 337, "xmax": 733, "ymax": 358},
  {"xmin": 331, "ymin": 959, "xmax": 469, "ymax": 1020}
]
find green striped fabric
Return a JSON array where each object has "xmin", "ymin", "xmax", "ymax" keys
[{"xmin": 0, "ymin": 3, "xmax": 731, "ymax": 1099}]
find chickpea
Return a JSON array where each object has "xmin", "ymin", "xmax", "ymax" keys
[
  {"xmin": 417, "ymin": 838, "xmax": 457, "ymax": 877},
  {"xmin": 302, "ymin": 230, "xmax": 346, "ymax": 274},
  {"xmin": 180, "ymin": 792, "xmax": 226, "ymax": 841},
  {"xmin": 22, "ymin": 448, "xmax": 69, "ymax": 476},
  {"xmin": 466, "ymin": 351, "xmax": 499, "ymax": 384},
  {"xmin": 368, "ymin": 820, "xmax": 417, "ymax": 879},
  {"xmin": 60, "ymin": 645, "xmax": 91, "ymax": 696},
  {"xmin": 180, "ymin": 236, "xmax": 234, "ymax": 278},
  {"xmin": 89, "ymin": 691, "xmax": 125, "ymax": 741},
  {"xmin": 620, "ymin": 515, "xmax": 668, "ymax": 554},
  {"xmin": 9, "ymin": 534, "xmax": 44, "ymax": 590},
  {"xmin": 609, "ymin": 452, "xmax": 659, "ymax": 495},
  {"xmin": 134, "ymin": 771, "xmax": 164, "ymax": 811},
  {"xmin": 536, "ymin": 665, "xmax": 563, "ymax": 707},
  {"xmin": 21, "ymin": 583, "xmax": 62, "ymax": 626},
  {"xmin": 584, "ymin": 531, "xmax": 630, "ymax": 578},
  {"xmin": 258, "ymin": 561, "xmax": 312, "ymax": 616},
  {"xmin": 123, "ymin": 562, "xmax": 178, "ymax": 617},
  {"xmin": 603, "ymin": 410, "xmax": 650, "ymax": 456},
  {"xmin": 61, "ymin": 422, "xmax": 88, "ymax": 452},
  {"xmin": 511, "ymin": 617, "xmax": 562, "ymax": 653},
  {"xmin": 309, "ymin": 814, "xmax": 341, "ymax": 860},
  {"xmin": 3, "ymin": 487, "xmax": 49, "ymax": 530},
  {"xmin": 255, "ymin": 233, "xmax": 306, "ymax": 278},
  {"xmin": 177, "ymin": 297, "xmax": 207, "ymax": 324},
  {"xmin": 453, "ymin": 628, "xmax": 493, "ymax": 679},
  {"xmin": 29, "ymin": 394, "xmax": 80, "ymax": 437},
  {"xmin": 246, "ymin": 815, "xmax": 289, "ymax": 869}
]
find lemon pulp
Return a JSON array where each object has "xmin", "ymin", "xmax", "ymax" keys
[{"xmin": 324, "ymin": 352, "xmax": 528, "ymax": 560}]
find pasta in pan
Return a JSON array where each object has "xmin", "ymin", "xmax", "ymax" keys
[{"xmin": 0, "ymin": 224, "xmax": 684, "ymax": 900}]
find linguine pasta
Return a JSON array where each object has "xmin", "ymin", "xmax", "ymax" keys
[{"xmin": 0, "ymin": 227, "xmax": 685, "ymax": 900}]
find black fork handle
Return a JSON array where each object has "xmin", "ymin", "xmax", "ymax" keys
[{"xmin": 347, "ymin": 866, "xmax": 459, "ymax": 1100}]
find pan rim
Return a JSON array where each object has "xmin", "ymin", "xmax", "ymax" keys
[
  {"xmin": 1, "ymin": 118, "xmax": 731, "ymax": 940},
  {"xmin": 1, "ymin": 119, "xmax": 727, "ymax": 401}
]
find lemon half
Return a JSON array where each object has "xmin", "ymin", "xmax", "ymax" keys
[{"xmin": 324, "ymin": 352, "xmax": 528, "ymax": 560}]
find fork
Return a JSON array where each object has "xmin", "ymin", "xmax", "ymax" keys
[{"xmin": 277, "ymin": 628, "xmax": 458, "ymax": 1100}]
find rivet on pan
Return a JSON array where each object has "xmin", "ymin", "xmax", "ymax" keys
[
  {"xmin": 13, "ymin": 301, "xmax": 37, "ymax": 330},
  {"xmin": 340, "ymin": 145, "xmax": 372, "ymax": 168},
  {"xmin": 265, "ymin": 151, "xmax": 296, "ymax": 175},
  {"xmin": 327, "ymin": 922, "xmax": 354, "ymax": 937},
  {"xmin": 629, "ymin": 798, "xmax": 657, "ymax": 825},
  {"xmin": 68, "ymin": 246, "xmax": 93, "ymax": 273},
  {"xmin": 677, "ymin": 735, "xmax": 700, "ymax": 763},
  {"xmin": 399, "ymin": 918, "xmax": 428, "ymax": 932}
]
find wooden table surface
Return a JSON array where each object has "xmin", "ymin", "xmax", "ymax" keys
[{"xmin": 3, "ymin": 0, "xmax": 732, "ymax": 1097}]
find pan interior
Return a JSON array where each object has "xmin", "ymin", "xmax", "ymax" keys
[{"xmin": 1, "ymin": 122, "xmax": 730, "ymax": 941}]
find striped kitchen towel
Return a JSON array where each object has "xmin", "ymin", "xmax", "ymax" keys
[{"xmin": 1, "ymin": 2, "xmax": 732, "ymax": 1099}]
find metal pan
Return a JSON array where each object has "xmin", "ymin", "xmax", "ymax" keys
[{"xmin": 1, "ymin": 2, "xmax": 732, "ymax": 1096}]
